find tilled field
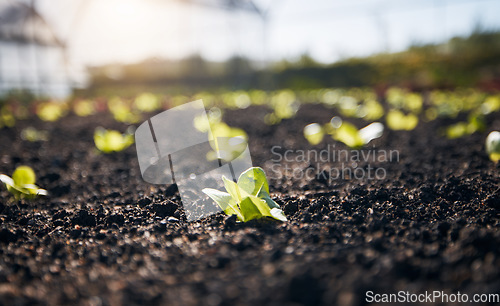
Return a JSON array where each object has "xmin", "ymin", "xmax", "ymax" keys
[{"xmin": 0, "ymin": 104, "xmax": 499, "ymax": 305}]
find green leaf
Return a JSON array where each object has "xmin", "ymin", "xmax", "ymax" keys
[
  {"xmin": 237, "ymin": 167, "xmax": 280, "ymax": 210},
  {"xmin": 270, "ymin": 208, "xmax": 288, "ymax": 222},
  {"xmin": 0, "ymin": 166, "xmax": 47, "ymax": 200},
  {"xmin": 386, "ymin": 110, "xmax": 418, "ymax": 131},
  {"xmin": 222, "ymin": 176, "xmax": 245, "ymax": 202},
  {"xmin": 237, "ymin": 167, "xmax": 269, "ymax": 196},
  {"xmin": 333, "ymin": 122, "xmax": 364, "ymax": 149},
  {"xmin": 238, "ymin": 197, "xmax": 264, "ymax": 222},
  {"xmin": 239, "ymin": 196, "xmax": 277, "ymax": 222},
  {"xmin": 202, "ymin": 188, "xmax": 243, "ymax": 220},
  {"xmin": 12, "ymin": 166, "xmax": 36, "ymax": 186},
  {"xmin": 303, "ymin": 123, "xmax": 324, "ymax": 145},
  {"xmin": 94, "ymin": 128, "xmax": 134, "ymax": 153},
  {"xmin": 202, "ymin": 167, "xmax": 288, "ymax": 222},
  {"xmin": 486, "ymin": 131, "xmax": 500, "ymax": 162}
]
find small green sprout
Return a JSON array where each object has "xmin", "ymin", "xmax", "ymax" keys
[
  {"xmin": 134, "ymin": 93, "xmax": 160, "ymax": 112},
  {"xmin": 386, "ymin": 110, "xmax": 418, "ymax": 131},
  {"xmin": 202, "ymin": 167, "xmax": 287, "ymax": 222},
  {"xmin": 0, "ymin": 166, "xmax": 48, "ymax": 200},
  {"xmin": 309, "ymin": 117, "xmax": 384, "ymax": 149},
  {"xmin": 108, "ymin": 97, "xmax": 141, "ymax": 124},
  {"xmin": 73, "ymin": 99, "xmax": 96, "ymax": 117},
  {"xmin": 303, "ymin": 123, "xmax": 324, "ymax": 145},
  {"xmin": 94, "ymin": 127, "xmax": 134, "ymax": 153},
  {"xmin": 0, "ymin": 106, "xmax": 16, "ymax": 128},
  {"xmin": 445, "ymin": 114, "xmax": 486, "ymax": 139},
  {"xmin": 36, "ymin": 101, "xmax": 67, "ymax": 122},
  {"xmin": 21, "ymin": 127, "xmax": 49, "ymax": 142},
  {"xmin": 486, "ymin": 131, "xmax": 500, "ymax": 163}
]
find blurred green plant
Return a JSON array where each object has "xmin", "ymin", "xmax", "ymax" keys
[
  {"xmin": 203, "ymin": 167, "xmax": 287, "ymax": 222},
  {"xmin": 193, "ymin": 108, "xmax": 248, "ymax": 162},
  {"xmin": 486, "ymin": 131, "xmax": 500, "ymax": 162},
  {"xmin": 108, "ymin": 97, "xmax": 141, "ymax": 123},
  {"xmin": 303, "ymin": 123, "xmax": 324, "ymax": 145},
  {"xmin": 305, "ymin": 117, "xmax": 384, "ymax": 149},
  {"xmin": 386, "ymin": 110, "xmax": 419, "ymax": 131},
  {"xmin": 134, "ymin": 93, "xmax": 160, "ymax": 112},
  {"xmin": 0, "ymin": 106, "xmax": 15, "ymax": 128},
  {"xmin": 37, "ymin": 101, "xmax": 68, "ymax": 122},
  {"xmin": 445, "ymin": 114, "xmax": 486, "ymax": 139},
  {"xmin": 94, "ymin": 127, "xmax": 135, "ymax": 153},
  {"xmin": 73, "ymin": 99, "xmax": 96, "ymax": 117},
  {"xmin": 21, "ymin": 127, "xmax": 49, "ymax": 142},
  {"xmin": 0, "ymin": 166, "xmax": 48, "ymax": 200}
]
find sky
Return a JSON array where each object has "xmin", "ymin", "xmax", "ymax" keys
[{"xmin": 22, "ymin": 0, "xmax": 500, "ymax": 67}]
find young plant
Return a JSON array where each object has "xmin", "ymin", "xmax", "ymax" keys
[
  {"xmin": 303, "ymin": 123, "xmax": 324, "ymax": 145},
  {"xmin": 36, "ymin": 101, "xmax": 68, "ymax": 122},
  {"xmin": 94, "ymin": 127, "xmax": 134, "ymax": 153},
  {"xmin": 21, "ymin": 127, "xmax": 49, "ymax": 142},
  {"xmin": 386, "ymin": 110, "xmax": 418, "ymax": 131},
  {"xmin": 486, "ymin": 131, "xmax": 500, "ymax": 162},
  {"xmin": 0, "ymin": 166, "xmax": 48, "ymax": 200},
  {"xmin": 305, "ymin": 117, "xmax": 384, "ymax": 149},
  {"xmin": 445, "ymin": 114, "xmax": 486, "ymax": 139},
  {"xmin": 202, "ymin": 167, "xmax": 287, "ymax": 222}
]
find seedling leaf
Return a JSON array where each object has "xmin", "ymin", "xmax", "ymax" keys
[
  {"xmin": 13, "ymin": 166, "xmax": 36, "ymax": 186},
  {"xmin": 202, "ymin": 167, "xmax": 287, "ymax": 222},
  {"xmin": 94, "ymin": 128, "xmax": 134, "ymax": 153},
  {"xmin": 486, "ymin": 131, "xmax": 500, "ymax": 162},
  {"xmin": 0, "ymin": 166, "xmax": 48, "ymax": 200},
  {"xmin": 386, "ymin": 110, "xmax": 418, "ymax": 131},
  {"xmin": 303, "ymin": 123, "xmax": 324, "ymax": 145},
  {"xmin": 237, "ymin": 167, "xmax": 269, "ymax": 196},
  {"xmin": 202, "ymin": 188, "xmax": 243, "ymax": 220}
]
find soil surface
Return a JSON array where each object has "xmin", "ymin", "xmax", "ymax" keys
[{"xmin": 0, "ymin": 103, "xmax": 499, "ymax": 305}]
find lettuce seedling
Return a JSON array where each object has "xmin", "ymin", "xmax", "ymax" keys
[
  {"xmin": 21, "ymin": 127, "xmax": 49, "ymax": 142},
  {"xmin": 0, "ymin": 166, "xmax": 48, "ymax": 200},
  {"xmin": 73, "ymin": 99, "xmax": 96, "ymax": 117},
  {"xmin": 386, "ymin": 110, "xmax": 418, "ymax": 131},
  {"xmin": 445, "ymin": 114, "xmax": 486, "ymax": 139},
  {"xmin": 94, "ymin": 127, "xmax": 134, "ymax": 153},
  {"xmin": 486, "ymin": 131, "xmax": 500, "ymax": 162},
  {"xmin": 202, "ymin": 167, "xmax": 287, "ymax": 222},
  {"xmin": 134, "ymin": 93, "xmax": 161, "ymax": 112},
  {"xmin": 315, "ymin": 117, "xmax": 384, "ymax": 149},
  {"xmin": 36, "ymin": 101, "xmax": 68, "ymax": 122},
  {"xmin": 108, "ymin": 97, "xmax": 141, "ymax": 124},
  {"xmin": 303, "ymin": 123, "xmax": 324, "ymax": 145}
]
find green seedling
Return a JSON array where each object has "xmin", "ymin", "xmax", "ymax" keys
[
  {"xmin": 386, "ymin": 110, "xmax": 418, "ymax": 131},
  {"xmin": 445, "ymin": 114, "xmax": 486, "ymax": 139},
  {"xmin": 94, "ymin": 127, "xmax": 134, "ymax": 153},
  {"xmin": 21, "ymin": 127, "xmax": 49, "ymax": 142},
  {"xmin": 108, "ymin": 97, "xmax": 141, "ymax": 124},
  {"xmin": 486, "ymin": 131, "xmax": 500, "ymax": 162},
  {"xmin": 73, "ymin": 99, "xmax": 96, "ymax": 117},
  {"xmin": 313, "ymin": 117, "xmax": 384, "ymax": 149},
  {"xmin": 202, "ymin": 167, "xmax": 287, "ymax": 222},
  {"xmin": 265, "ymin": 90, "xmax": 300, "ymax": 125},
  {"xmin": 134, "ymin": 93, "xmax": 160, "ymax": 112},
  {"xmin": 0, "ymin": 106, "xmax": 15, "ymax": 128},
  {"xmin": 362, "ymin": 99, "xmax": 385, "ymax": 120},
  {"xmin": 37, "ymin": 101, "xmax": 67, "ymax": 122},
  {"xmin": 304, "ymin": 123, "xmax": 324, "ymax": 145},
  {"xmin": 193, "ymin": 109, "xmax": 248, "ymax": 162},
  {"xmin": 0, "ymin": 166, "xmax": 48, "ymax": 200}
]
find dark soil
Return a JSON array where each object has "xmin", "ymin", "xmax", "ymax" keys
[{"xmin": 0, "ymin": 103, "xmax": 499, "ymax": 305}]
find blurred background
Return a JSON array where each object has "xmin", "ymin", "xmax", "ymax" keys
[{"xmin": 0, "ymin": 0, "xmax": 500, "ymax": 98}]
